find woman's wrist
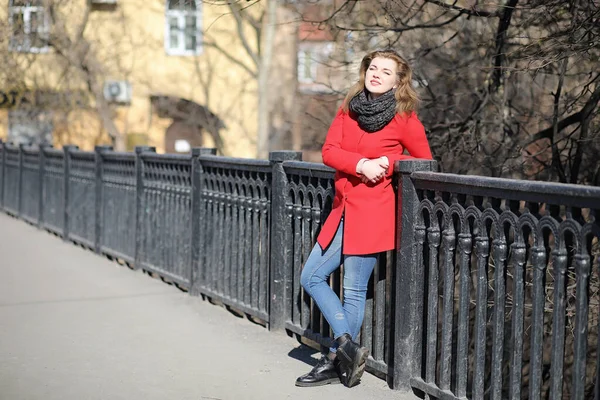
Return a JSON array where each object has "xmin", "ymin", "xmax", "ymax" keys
[{"xmin": 356, "ymin": 158, "xmax": 369, "ymax": 174}]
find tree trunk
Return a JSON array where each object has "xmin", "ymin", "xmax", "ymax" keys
[{"xmin": 256, "ymin": 0, "xmax": 278, "ymax": 159}]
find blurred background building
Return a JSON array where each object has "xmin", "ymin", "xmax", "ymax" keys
[{"xmin": 0, "ymin": 0, "xmax": 349, "ymax": 159}]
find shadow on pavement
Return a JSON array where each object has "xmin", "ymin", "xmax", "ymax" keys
[{"xmin": 287, "ymin": 344, "xmax": 321, "ymax": 367}]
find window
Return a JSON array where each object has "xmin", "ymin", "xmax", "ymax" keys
[
  {"xmin": 165, "ymin": 0, "xmax": 202, "ymax": 56},
  {"xmin": 8, "ymin": 110, "xmax": 53, "ymax": 146},
  {"xmin": 298, "ymin": 49, "xmax": 317, "ymax": 83},
  {"xmin": 297, "ymin": 42, "xmax": 333, "ymax": 84},
  {"xmin": 9, "ymin": 0, "xmax": 49, "ymax": 53}
]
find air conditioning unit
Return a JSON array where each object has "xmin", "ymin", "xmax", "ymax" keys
[
  {"xmin": 103, "ymin": 80, "xmax": 131, "ymax": 104},
  {"xmin": 92, "ymin": 0, "xmax": 117, "ymax": 4}
]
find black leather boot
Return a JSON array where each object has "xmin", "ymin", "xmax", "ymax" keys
[
  {"xmin": 295, "ymin": 355, "xmax": 341, "ymax": 387},
  {"xmin": 336, "ymin": 334, "xmax": 369, "ymax": 387}
]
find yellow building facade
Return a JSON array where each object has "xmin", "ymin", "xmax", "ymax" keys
[{"xmin": 0, "ymin": 0, "xmax": 275, "ymax": 157}]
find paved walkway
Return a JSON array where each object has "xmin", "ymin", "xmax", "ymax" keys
[{"xmin": 0, "ymin": 212, "xmax": 418, "ymax": 400}]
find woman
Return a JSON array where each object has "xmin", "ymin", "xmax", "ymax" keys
[{"xmin": 295, "ymin": 49, "xmax": 433, "ymax": 388}]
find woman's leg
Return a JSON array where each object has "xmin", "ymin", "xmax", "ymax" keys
[
  {"xmin": 331, "ymin": 254, "xmax": 377, "ymax": 387},
  {"xmin": 328, "ymin": 254, "xmax": 377, "ymax": 354},
  {"xmin": 342, "ymin": 254, "xmax": 378, "ymax": 341},
  {"xmin": 296, "ymin": 221, "xmax": 346, "ymax": 387},
  {"xmin": 300, "ymin": 220, "xmax": 351, "ymax": 340}
]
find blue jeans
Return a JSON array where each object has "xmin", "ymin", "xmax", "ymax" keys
[{"xmin": 300, "ymin": 218, "xmax": 377, "ymax": 353}]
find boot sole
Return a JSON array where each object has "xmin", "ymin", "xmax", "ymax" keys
[
  {"xmin": 339, "ymin": 347, "xmax": 369, "ymax": 388},
  {"xmin": 295, "ymin": 377, "xmax": 341, "ymax": 387}
]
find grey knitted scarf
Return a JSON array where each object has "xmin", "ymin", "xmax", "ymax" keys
[{"xmin": 348, "ymin": 89, "xmax": 397, "ymax": 133}]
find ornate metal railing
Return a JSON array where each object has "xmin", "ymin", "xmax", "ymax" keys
[
  {"xmin": 2, "ymin": 143, "xmax": 20, "ymax": 215},
  {"xmin": 99, "ymin": 149, "xmax": 136, "ymax": 262},
  {"xmin": 1, "ymin": 141, "xmax": 598, "ymax": 398},
  {"xmin": 395, "ymin": 160, "xmax": 600, "ymax": 399},
  {"xmin": 21, "ymin": 146, "xmax": 40, "ymax": 224},
  {"xmin": 68, "ymin": 148, "xmax": 96, "ymax": 247},
  {"xmin": 138, "ymin": 151, "xmax": 193, "ymax": 287},
  {"xmin": 41, "ymin": 147, "xmax": 65, "ymax": 235},
  {"xmin": 281, "ymin": 161, "xmax": 335, "ymax": 339},
  {"xmin": 193, "ymin": 155, "xmax": 272, "ymax": 321}
]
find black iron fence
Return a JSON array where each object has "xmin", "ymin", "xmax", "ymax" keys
[
  {"xmin": 1, "ymin": 140, "xmax": 599, "ymax": 399},
  {"xmin": 193, "ymin": 154, "xmax": 274, "ymax": 321},
  {"xmin": 396, "ymin": 160, "xmax": 600, "ymax": 399}
]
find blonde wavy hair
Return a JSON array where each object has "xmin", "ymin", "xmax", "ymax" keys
[{"xmin": 342, "ymin": 49, "xmax": 419, "ymax": 116}]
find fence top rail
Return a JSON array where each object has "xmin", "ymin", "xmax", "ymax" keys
[
  {"xmin": 411, "ymin": 171, "xmax": 600, "ymax": 209},
  {"xmin": 3, "ymin": 143, "xmax": 20, "ymax": 152},
  {"xmin": 283, "ymin": 161, "xmax": 335, "ymax": 179},
  {"xmin": 43, "ymin": 148, "xmax": 64, "ymax": 157},
  {"xmin": 141, "ymin": 152, "xmax": 191, "ymax": 163},
  {"xmin": 198, "ymin": 155, "xmax": 271, "ymax": 172},
  {"xmin": 102, "ymin": 151, "xmax": 135, "ymax": 162},
  {"xmin": 22, "ymin": 146, "xmax": 40, "ymax": 155},
  {"xmin": 70, "ymin": 149, "xmax": 95, "ymax": 159}
]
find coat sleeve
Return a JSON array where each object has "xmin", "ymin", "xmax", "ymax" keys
[
  {"xmin": 321, "ymin": 109, "xmax": 367, "ymax": 177},
  {"xmin": 382, "ymin": 113, "xmax": 433, "ymax": 177}
]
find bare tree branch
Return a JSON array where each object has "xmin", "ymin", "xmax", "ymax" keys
[
  {"xmin": 202, "ymin": 39, "xmax": 257, "ymax": 78},
  {"xmin": 551, "ymin": 58, "xmax": 568, "ymax": 182},
  {"xmin": 229, "ymin": 2, "xmax": 260, "ymax": 69},
  {"xmin": 526, "ymin": 81, "xmax": 600, "ymax": 145},
  {"xmin": 570, "ymin": 88, "xmax": 598, "ymax": 183},
  {"xmin": 424, "ymin": 0, "xmax": 498, "ymax": 17}
]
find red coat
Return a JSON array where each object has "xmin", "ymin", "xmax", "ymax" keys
[{"xmin": 317, "ymin": 109, "xmax": 433, "ymax": 255}]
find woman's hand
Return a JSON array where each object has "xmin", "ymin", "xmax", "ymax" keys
[
  {"xmin": 377, "ymin": 156, "xmax": 389, "ymax": 171},
  {"xmin": 360, "ymin": 159, "xmax": 387, "ymax": 183},
  {"xmin": 359, "ymin": 157, "xmax": 390, "ymax": 184}
]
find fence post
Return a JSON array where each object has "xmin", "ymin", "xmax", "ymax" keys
[
  {"xmin": 94, "ymin": 145, "xmax": 113, "ymax": 254},
  {"xmin": 393, "ymin": 159, "xmax": 437, "ymax": 391},
  {"xmin": 38, "ymin": 145, "xmax": 51, "ymax": 228},
  {"xmin": 18, "ymin": 143, "xmax": 25, "ymax": 218},
  {"xmin": 134, "ymin": 146, "xmax": 155, "ymax": 270},
  {"xmin": 190, "ymin": 147, "xmax": 217, "ymax": 296},
  {"xmin": 62, "ymin": 145, "xmax": 78, "ymax": 241},
  {"xmin": 268, "ymin": 150, "xmax": 302, "ymax": 331}
]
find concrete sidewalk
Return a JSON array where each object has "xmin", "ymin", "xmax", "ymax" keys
[{"xmin": 0, "ymin": 212, "xmax": 418, "ymax": 400}]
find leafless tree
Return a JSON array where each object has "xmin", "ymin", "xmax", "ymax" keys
[
  {"xmin": 203, "ymin": 0, "xmax": 293, "ymax": 159},
  {"xmin": 303, "ymin": 0, "xmax": 600, "ymax": 184}
]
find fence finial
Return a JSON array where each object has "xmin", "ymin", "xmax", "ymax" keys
[
  {"xmin": 191, "ymin": 147, "xmax": 217, "ymax": 157},
  {"xmin": 135, "ymin": 146, "xmax": 156, "ymax": 154}
]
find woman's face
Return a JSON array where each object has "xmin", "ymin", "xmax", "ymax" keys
[{"xmin": 364, "ymin": 57, "xmax": 398, "ymax": 98}]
